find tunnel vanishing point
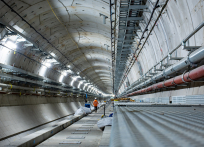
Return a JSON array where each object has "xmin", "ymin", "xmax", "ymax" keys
[{"xmin": 0, "ymin": 0, "xmax": 204, "ymax": 147}]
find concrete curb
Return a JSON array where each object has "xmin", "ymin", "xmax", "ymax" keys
[{"xmin": 8, "ymin": 114, "xmax": 85, "ymax": 147}]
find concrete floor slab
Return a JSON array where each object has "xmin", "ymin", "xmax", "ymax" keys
[{"xmin": 37, "ymin": 104, "xmax": 112, "ymax": 147}]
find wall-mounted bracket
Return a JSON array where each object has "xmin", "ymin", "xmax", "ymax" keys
[
  {"xmin": 41, "ymin": 52, "xmax": 48, "ymax": 57},
  {"xmin": 149, "ymin": 70, "xmax": 157, "ymax": 75},
  {"xmin": 30, "ymin": 47, "xmax": 40, "ymax": 51},
  {"xmin": 104, "ymin": 44, "xmax": 109, "ymax": 50},
  {"xmin": 182, "ymin": 41, "xmax": 201, "ymax": 52},
  {"xmin": 99, "ymin": 13, "xmax": 108, "ymax": 24},
  {"xmin": 168, "ymin": 53, "xmax": 183, "ymax": 60}
]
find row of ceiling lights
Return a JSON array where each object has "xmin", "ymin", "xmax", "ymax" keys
[{"xmin": 0, "ymin": 32, "xmax": 106, "ymax": 95}]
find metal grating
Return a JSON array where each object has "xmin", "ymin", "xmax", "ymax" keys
[
  {"xmin": 71, "ymin": 132, "xmax": 89, "ymax": 134},
  {"xmin": 66, "ymin": 136, "xmax": 85, "ymax": 139},
  {"xmin": 110, "ymin": 106, "xmax": 204, "ymax": 147},
  {"xmin": 85, "ymin": 120, "xmax": 98, "ymax": 124},
  {"xmin": 172, "ymin": 95, "xmax": 204, "ymax": 104},
  {"xmin": 135, "ymin": 97, "xmax": 169, "ymax": 103},
  {"xmin": 186, "ymin": 94, "xmax": 204, "ymax": 104},
  {"xmin": 59, "ymin": 141, "xmax": 81, "ymax": 144},
  {"xmin": 143, "ymin": 98, "xmax": 150, "ymax": 103},
  {"xmin": 81, "ymin": 124, "xmax": 95, "ymax": 126},
  {"xmin": 123, "ymin": 95, "xmax": 204, "ymax": 104},
  {"xmin": 158, "ymin": 97, "xmax": 169, "ymax": 104},
  {"xmin": 79, "ymin": 127, "xmax": 93, "ymax": 128},
  {"xmin": 76, "ymin": 129, "xmax": 91, "ymax": 131},
  {"xmin": 172, "ymin": 96, "xmax": 186, "ymax": 104},
  {"xmin": 150, "ymin": 98, "xmax": 155, "ymax": 103}
]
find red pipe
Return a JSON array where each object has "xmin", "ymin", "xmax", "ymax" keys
[{"xmin": 128, "ymin": 65, "xmax": 204, "ymax": 96}]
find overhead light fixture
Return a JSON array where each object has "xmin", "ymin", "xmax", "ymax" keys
[
  {"xmin": 44, "ymin": 62, "xmax": 51, "ymax": 68},
  {"xmin": 72, "ymin": 76, "xmax": 80, "ymax": 80},
  {"xmin": 50, "ymin": 52, "xmax": 56, "ymax": 57},
  {"xmin": 66, "ymin": 69, "xmax": 72, "ymax": 73},
  {"xmin": 62, "ymin": 71, "xmax": 67, "ymax": 76},
  {"xmin": 46, "ymin": 58, "xmax": 57, "ymax": 63},
  {"xmin": 78, "ymin": 81, "xmax": 83, "ymax": 89},
  {"xmin": 59, "ymin": 74, "xmax": 64, "ymax": 82},
  {"xmin": 70, "ymin": 76, "xmax": 79, "ymax": 86},
  {"xmin": 5, "ymin": 41, "xmax": 17, "ymax": 49},
  {"xmin": 17, "ymin": 38, "xmax": 26, "ymax": 42},
  {"xmin": 39, "ymin": 66, "xmax": 48, "ymax": 76}
]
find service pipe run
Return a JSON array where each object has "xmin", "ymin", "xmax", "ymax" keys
[
  {"xmin": 128, "ymin": 65, "xmax": 204, "ymax": 96},
  {"xmin": 0, "ymin": 83, "xmax": 68, "ymax": 95},
  {"xmin": 126, "ymin": 46, "xmax": 204, "ymax": 94}
]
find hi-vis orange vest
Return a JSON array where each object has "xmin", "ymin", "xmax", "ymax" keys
[{"xmin": 93, "ymin": 100, "xmax": 98, "ymax": 106}]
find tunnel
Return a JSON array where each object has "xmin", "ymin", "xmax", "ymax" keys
[{"xmin": 0, "ymin": 0, "xmax": 204, "ymax": 146}]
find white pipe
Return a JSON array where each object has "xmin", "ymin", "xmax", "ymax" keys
[{"xmin": 126, "ymin": 46, "xmax": 204, "ymax": 94}]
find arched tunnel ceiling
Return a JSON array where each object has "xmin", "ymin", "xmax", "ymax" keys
[
  {"xmin": 0, "ymin": 0, "xmax": 113, "ymax": 94},
  {"xmin": 2, "ymin": 0, "xmax": 199, "ymax": 96}
]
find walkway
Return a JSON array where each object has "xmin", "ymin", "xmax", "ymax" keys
[{"xmin": 37, "ymin": 104, "xmax": 112, "ymax": 147}]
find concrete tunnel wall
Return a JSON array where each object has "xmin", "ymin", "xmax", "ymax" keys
[
  {"xmin": 0, "ymin": 94, "xmax": 89, "ymax": 141},
  {"xmin": 0, "ymin": 91, "xmax": 100, "ymax": 141},
  {"xmin": 119, "ymin": 0, "xmax": 204, "ymax": 99},
  {"xmin": 0, "ymin": 0, "xmax": 113, "ymax": 94},
  {"xmin": 0, "ymin": 0, "xmax": 203, "ymax": 144},
  {"xmin": 0, "ymin": 0, "xmax": 109, "ymax": 141}
]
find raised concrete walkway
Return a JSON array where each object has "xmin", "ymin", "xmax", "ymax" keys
[{"xmin": 37, "ymin": 104, "xmax": 112, "ymax": 147}]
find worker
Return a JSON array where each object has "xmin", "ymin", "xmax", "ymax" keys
[{"xmin": 93, "ymin": 98, "xmax": 99, "ymax": 112}]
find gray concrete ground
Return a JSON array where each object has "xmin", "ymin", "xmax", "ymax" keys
[
  {"xmin": 0, "ymin": 115, "xmax": 75, "ymax": 146},
  {"xmin": 37, "ymin": 104, "xmax": 113, "ymax": 147},
  {"xmin": 98, "ymin": 126, "xmax": 111, "ymax": 147}
]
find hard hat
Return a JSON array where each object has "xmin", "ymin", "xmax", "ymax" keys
[{"xmin": 95, "ymin": 98, "xmax": 97, "ymax": 99}]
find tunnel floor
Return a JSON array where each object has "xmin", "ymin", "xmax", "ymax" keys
[
  {"xmin": 110, "ymin": 105, "xmax": 204, "ymax": 147},
  {"xmin": 37, "ymin": 104, "xmax": 113, "ymax": 147},
  {"xmin": 0, "ymin": 114, "xmax": 76, "ymax": 146}
]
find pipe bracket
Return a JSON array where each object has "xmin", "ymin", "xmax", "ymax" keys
[
  {"xmin": 171, "ymin": 78, "xmax": 177, "ymax": 86},
  {"xmin": 187, "ymin": 71, "xmax": 194, "ymax": 82},
  {"xmin": 181, "ymin": 70, "xmax": 188, "ymax": 83},
  {"xmin": 186, "ymin": 71, "xmax": 204, "ymax": 83}
]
